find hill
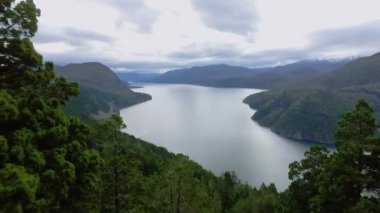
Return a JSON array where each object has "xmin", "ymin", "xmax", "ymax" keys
[
  {"xmin": 244, "ymin": 53, "xmax": 380, "ymax": 143},
  {"xmin": 56, "ymin": 62, "xmax": 151, "ymax": 121}
]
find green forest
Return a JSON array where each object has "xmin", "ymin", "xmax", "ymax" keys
[{"xmin": 1, "ymin": 0, "xmax": 379, "ymax": 212}]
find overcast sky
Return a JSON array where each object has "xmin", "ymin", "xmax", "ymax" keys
[{"xmin": 33, "ymin": 0, "xmax": 380, "ymax": 72}]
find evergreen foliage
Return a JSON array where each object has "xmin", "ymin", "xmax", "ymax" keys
[
  {"xmin": 285, "ymin": 100, "xmax": 380, "ymax": 212},
  {"xmin": 0, "ymin": 0, "xmax": 102, "ymax": 211}
]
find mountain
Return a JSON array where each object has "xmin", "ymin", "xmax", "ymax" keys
[
  {"xmin": 55, "ymin": 62, "xmax": 151, "ymax": 121},
  {"xmin": 56, "ymin": 62, "xmax": 131, "ymax": 92},
  {"xmin": 146, "ymin": 64, "xmax": 255, "ymax": 85},
  {"xmin": 214, "ymin": 66, "xmax": 320, "ymax": 89},
  {"xmin": 144, "ymin": 60, "xmax": 348, "ymax": 89},
  {"xmin": 315, "ymin": 52, "xmax": 380, "ymax": 88},
  {"xmin": 213, "ymin": 60, "xmax": 349, "ymax": 89},
  {"xmin": 266, "ymin": 59, "xmax": 349, "ymax": 73},
  {"xmin": 116, "ymin": 72, "xmax": 160, "ymax": 83},
  {"xmin": 244, "ymin": 53, "xmax": 380, "ymax": 143}
]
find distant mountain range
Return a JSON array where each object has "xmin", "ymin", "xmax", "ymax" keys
[
  {"xmin": 55, "ymin": 62, "xmax": 151, "ymax": 121},
  {"xmin": 244, "ymin": 52, "xmax": 380, "ymax": 143},
  {"xmin": 129, "ymin": 60, "xmax": 349, "ymax": 89},
  {"xmin": 214, "ymin": 60, "xmax": 349, "ymax": 89},
  {"xmin": 116, "ymin": 72, "xmax": 160, "ymax": 83},
  {"xmin": 144, "ymin": 64, "xmax": 254, "ymax": 86}
]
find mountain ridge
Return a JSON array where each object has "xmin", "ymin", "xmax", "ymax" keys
[{"xmin": 141, "ymin": 60, "xmax": 349, "ymax": 89}]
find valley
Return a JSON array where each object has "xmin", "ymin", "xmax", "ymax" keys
[
  {"xmin": 119, "ymin": 53, "xmax": 380, "ymax": 144},
  {"xmin": 3, "ymin": 0, "xmax": 380, "ymax": 211}
]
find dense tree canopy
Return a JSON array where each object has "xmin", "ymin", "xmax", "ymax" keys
[{"xmin": 0, "ymin": 0, "xmax": 102, "ymax": 211}]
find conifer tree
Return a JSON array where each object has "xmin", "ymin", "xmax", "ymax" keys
[
  {"xmin": 0, "ymin": 1, "xmax": 103, "ymax": 211},
  {"xmin": 287, "ymin": 100, "xmax": 380, "ymax": 212}
]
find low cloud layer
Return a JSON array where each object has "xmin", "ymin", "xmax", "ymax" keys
[
  {"xmin": 34, "ymin": 26, "xmax": 112, "ymax": 47},
  {"xmin": 190, "ymin": 0, "xmax": 258, "ymax": 36},
  {"xmin": 310, "ymin": 20, "xmax": 380, "ymax": 55},
  {"xmin": 168, "ymin": 43, "xmax": 242, "ymax": 60}
]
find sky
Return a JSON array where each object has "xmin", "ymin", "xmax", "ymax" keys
[{"xmin": 33, "ymin": 0, "xmax": 380, "ymax": 72}]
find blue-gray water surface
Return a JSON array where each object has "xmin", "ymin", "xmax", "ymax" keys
[{"xmin": 120, "ymin": 84, "xmax": 330, "ymax": 191}]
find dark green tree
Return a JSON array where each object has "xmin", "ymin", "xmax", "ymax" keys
[
  {"xmin": 218, "ymin": 171, "xmax": 239, "ymax": 212},
  {"xmin": 231, "ymin": 183, "xmax": 280, "ymax": 213},
  {"xmin": 0, "ymin": 0, "xmax": 103, "ymax": 211},
  {"xmin": 286, "ymin": 100, "xmax": 380, "ymax": 212},
  {"xmin": 0, "ymin": 0, "xmax": 41, "ymax": 90},
  {"xmin": 335, "ymin": 99, "xmax": 378, "ymax": 150},
  {"xmin": 158, "ymin": 155, "xmax": 221, "ymax": 212},
  {"xmin": 287, "ymin": 146, "xmax": 329, "ymax": 212},
  {"xmin": 95, "ymin": 115, "xmax": 139, "ymax": 212},
  {"xmin": 325, "ymin": 99, "xmax": 380, "ymax": 210}
]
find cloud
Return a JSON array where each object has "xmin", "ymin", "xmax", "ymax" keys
[
  {"xmin": 239, "ymin": 48, "xmax": 309, "ymax": 67},
  {"xmin": 111, "ymin": 61, "xmax": 182, "ymax": 71},
  {"xmin": 190, "ymin": 0, "xmax": 258, "ymax": 36},
  {"xmin": 63, "ymin": 28, "xmax": 111, "ymax": 43},
  {"xmin": 167, "ymin": 20, "xmax": 380, "ymax": 68},
  {"xmin": 99, "ymin": 0, "xmax": 160, "ymax": 33},
  {"xmin": 38, "ymin": 19, "xmax": 380, "ymax": 72},
  {"xmin": 239, "ymin": 20, "xmax": 380, "ymax": 66},
  {"xmin": 34, "ymin": 26, "xmax": 113, "ymax": 47},
  {"xmin": 309, "ymin": 20, "xmax": 380, "ymax": 54},
  {"xmin": 167, "ymin": 44, "xmax": 313, "ymax": 68}
]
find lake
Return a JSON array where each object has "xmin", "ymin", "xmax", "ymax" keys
[{"xmin": 120, "ymin": 84, "xmax": 329, "ymax": 191}]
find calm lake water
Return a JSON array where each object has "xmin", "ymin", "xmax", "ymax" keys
[{"xmin": 120, "ymin": 84, "xmax": 329, "ymax": 191}]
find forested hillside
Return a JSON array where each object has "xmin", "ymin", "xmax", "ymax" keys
[
  {"xmin": 244, "ymin": 53, "xmax": 380, "ymax": 143},
  {"xmin": 56, "ymin": 63, "xmax": 151, "ymax": 121}
]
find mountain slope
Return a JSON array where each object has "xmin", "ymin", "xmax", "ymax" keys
[
  {"xmin": 315, "ymin": 52, "xmax": 380, "ymax": 88},
  {"xmin": 56, "ymin": 62, "xmax": 151, "ymax": 121},
  {"xmin": 244, "ymin": 53, "xmax": 380, "ymax": 143}
]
